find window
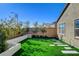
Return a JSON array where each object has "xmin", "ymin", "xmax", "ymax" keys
[
  {"xmin": 74, "ymin": 19, "xmax": 79, "ymax": 37},
  {"xmin": 59, "ymin": 23, "xmax": 65, "ymax": 34}
]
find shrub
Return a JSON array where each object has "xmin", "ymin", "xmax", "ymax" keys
[
  {"xmin": 0, "ymin": 30, "xmax": 7, "ymax": 53},
  {"xmin": 32, "ymin": 35, "xmax": 36, "ymax": 38}
]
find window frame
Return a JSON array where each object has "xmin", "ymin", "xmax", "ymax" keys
[
  {"xmin": 59, "ymin": 23, "xmax": 65, "ymax": 35},
  {"xmin": 74, "ymin": 19, "xmax": 79, "ymax": 38}
]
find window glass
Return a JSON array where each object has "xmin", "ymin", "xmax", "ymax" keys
[
  {"xmin": 75, "ymin": 19, "xmax": 79, "ymax": 36},
  {"xmin": 75, "ymin": 19, "xmax": 79, "ymax": 28},
  {"xmin": 59, "ymin": 23, "xmax": 65, "ymax": 34}
]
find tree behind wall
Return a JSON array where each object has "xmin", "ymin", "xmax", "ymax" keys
[
  {"xmin": 39, "ymin": 23, "xmax": 47, "ymax": 36},
  {"xmin": 24, "ymin": 21, "xmax": 30, "ymax": 34},
  {"xmin": 21, "ymin": 21, "xmax": 30, "ymax": 35},
  {"xmin": 33, "ymin": 22, "xmax": 39, "ymax": 34},
  {"xmin": 0, "ymin": 24, "xmax": 7, "ymax": 53},
  {"xmin": 0, "ymin": 12, "xmax": 30, "ymax": 53}
]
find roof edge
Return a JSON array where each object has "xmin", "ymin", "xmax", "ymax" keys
[{"xmin": 56, "ymin": 3, "xmax": 70, "ymax": 23}]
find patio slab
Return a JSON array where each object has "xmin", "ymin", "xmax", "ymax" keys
[
  {"xmin": 49, "ymin": 44, "xmax": 55, "ymax": 46},
  {"xmin": 57, "ymin": 44, "xmax": 69, "ymax": 46},
  {"xmin": 64, "ymin": 47, "xmax": 72, "ymax": 49},
  {"xmin": 61, "ymin": 50, "xmax": 79, "ymax": 54},
  {"xmin": 54, "ymin": 43, "xmax": 64, "ymax": 45},
  {"xmin": 53, "ymin": 41, "xmax": 65, "ymax": 45}
]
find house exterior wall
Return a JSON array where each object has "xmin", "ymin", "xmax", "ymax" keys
[{"xmin": 57, "ymin": 3, "xmax": 79, "ymax": 48}]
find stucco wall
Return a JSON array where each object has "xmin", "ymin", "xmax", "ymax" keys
[
  {"xmin": 57, "ymin": 3, "xmax": 79, "ymax": 48},
  {"xmin": 45, "ymin": 28, "xmax": 57, "ymax": 37}
]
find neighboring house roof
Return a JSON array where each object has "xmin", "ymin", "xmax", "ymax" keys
[
  {"xmin": 56, "ymin": 3, "xmax": 70, "ymax": 23},
  {"xmin": 43, "ymin": 23, "xmax": 56, "ymax": 28}
]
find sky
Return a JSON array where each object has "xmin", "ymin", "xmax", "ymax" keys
[{"xmin": 0, "ymin": 3, "xmax": 65, "ymax": 26}]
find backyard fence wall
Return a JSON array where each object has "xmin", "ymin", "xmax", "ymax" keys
[{"xmin": 34, "ymin": 27, "xmax": 58, "ymax": 38}]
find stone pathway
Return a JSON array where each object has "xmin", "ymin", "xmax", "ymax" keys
[
  {"xmin": 53, "ymin": 41, "xmax": 65, "ymax": 45},
  {"xmin": 50, "ymin": 40, "xmax": 79, "ymax": 54},
  {"xmin": 49, "ymin": 40, "xmax": 69, "ymax": 46},
  {"xmin": 53, "ymin": 41, "xmax": 69, "ymax": 46},
  {"xmin": 49, "ymin": 44, "xmax": 55, "ymax": 46},
  {"xmin": 61, "ymin": 50, "xmax": 79, "ymax": 54},
  {"xmin": 64, "ymin": 47, "xmax": 72, "ymax": 49},
  {"xmin": 57, "ymin": 44, "xmax": 69, "ymax": 46}
]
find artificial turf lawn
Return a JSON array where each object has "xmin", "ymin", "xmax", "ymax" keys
[{"xmin": 14, "ymin": 38, "xmax": 79, "ymax": 56}]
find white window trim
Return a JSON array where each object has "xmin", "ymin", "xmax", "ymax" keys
[
  {"xmin": 58, "ymin": 33, "xmax": 64, "ymax": 35},
  {"xmin": 75, "ymin": 28, "xmax": 79, "ymax": 29},
  {"xmin": 75, "ymin": 36, "xmax": 79, "ymax": 39},
  {"xmin": 74, "ymin": 19, "xmax": 79, "ymax": 38},
  {"xmin": 59, "ymin": 23, "xmax": 65, "ymax": 35},
  {"xmin": 74, "ymin": 28, "xmax": 79, "ymax": 38}
]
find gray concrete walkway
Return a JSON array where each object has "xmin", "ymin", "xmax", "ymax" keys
[
  {"xmin": 0, "ymin": 34, "xmax": 32, "ymax": 56},
  {"xmin": 7, "ymin": 34, "xmax": 31, "ymax": 44}
]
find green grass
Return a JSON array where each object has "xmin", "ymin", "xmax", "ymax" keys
[{"xmin": 14, "ymin": 38, "xmax": 79, "ymax": 56}]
